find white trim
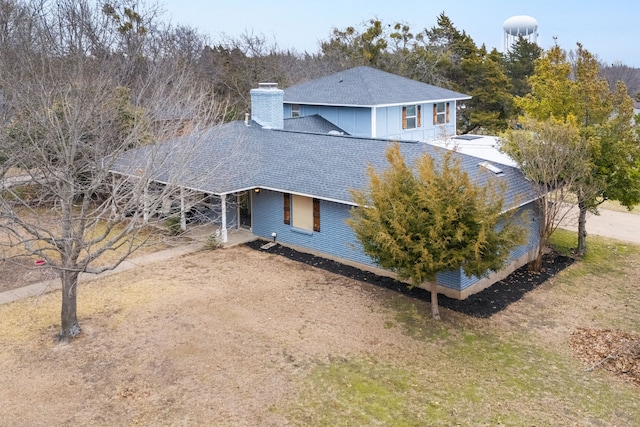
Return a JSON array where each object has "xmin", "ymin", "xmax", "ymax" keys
[
  {"xmin": 179, "ymin": 188, "xmax": 186, "ymax": 231},
  {"xmin": 258, "ymin": 186, "xmax": 358, "ymax": 207},
  {"xmin": 283, "ymin": 97, "xmax": 470, "ymax": 109},
  {"xmin": 220, "ymin": 194, "xmax": 228, "ymax": 243},
  {"xmin": 108, "ymin": 173, "xmax": 536, "ymax": 211},
  {"xmin": 371, "ymin": 106, "xmax": 377, "ymax": 138}
]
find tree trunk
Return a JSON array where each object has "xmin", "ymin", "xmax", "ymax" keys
[
  {"xmin": 577, "ymin": 201, "xmax": 588, "ymax": 256},
  {"xmin": 430, "ymin": 281, "xmax": 441, "ymax": 320},
  {"xmin": 59, "ymin": 270, "xmax": 81, "ymax": 341},
  {"xmin": 532, "ymin": 245, "xmax": 544, "ymax": 272}
]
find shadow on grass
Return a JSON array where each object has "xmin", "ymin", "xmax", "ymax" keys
[{"xmin": 246, "ymin": 240, "xmax": 574, "ymax": 318}]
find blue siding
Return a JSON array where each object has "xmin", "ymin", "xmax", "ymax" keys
[
  {"xmin": 458, "ymin": 202, "xmax": 540, "ymax": 291},
  {"xmin": 284, "ymin": 102, "xmax": 458, "ymax": 140},
  {"xmin": 375, "ymin": 104, "xmax": 457, "ymax": 141},
  {"xmin": 252, "ymin": 190, "xmax": 539, "ymax": 293},
  {"xmin": 295, "ymin": 105, "xmax": 371, "ymax": 137},
  {"xmin": 252, "ymin": 190, "xmax": 372, "ymax": 265}
]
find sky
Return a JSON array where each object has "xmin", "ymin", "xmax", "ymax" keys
[{"xmin": 160, "ymin": 0, "xmax": 640, "ymax": 68}]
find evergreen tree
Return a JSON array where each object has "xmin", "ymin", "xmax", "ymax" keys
[
  {"xmin": 503, "ymin": 37, "xmax": 543, "ymax": 98},
  {"xmin": 515, "ymin": 43, "xmax": 640, "ymax": 254},
  {"xmin": 348, "ymin": 143, "xmax": 525, "ymax": 319}
]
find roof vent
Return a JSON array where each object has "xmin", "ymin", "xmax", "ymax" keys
[{"xmin": 479, "ymin": 161, "xmax": 505, "ymax": 176}]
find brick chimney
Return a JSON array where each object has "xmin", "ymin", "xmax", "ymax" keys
[{"xmin": 250, "ymin": 83, "xmax": 284, "ymax": 130}]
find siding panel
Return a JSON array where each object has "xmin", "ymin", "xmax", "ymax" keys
[{"xmin": 253, "ymin": 190, "xmax": 539, "ymax": 294}]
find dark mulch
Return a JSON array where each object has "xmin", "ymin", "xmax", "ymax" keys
[{"xmin": 245, "ymin": 240, "xmax": 574, "ymax": 318}]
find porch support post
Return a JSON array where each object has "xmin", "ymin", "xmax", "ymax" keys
[
  {"xmin": 143, "ymin": 181, "xmax": 149, "ymax": 223},
  {"xmin": 371, "ymin": 106, "xmax": 377, "ymax": 138},
  {"xmin": 179, "ymin": 188, "xmax": 187, "ymax": 231},
  {"xmin": 111, "ymin": 175, "xmax": 117, "ymax": 217},
  {"xmin": 220, "ymin": 194, "xmax": 228, "ymax": 243}
]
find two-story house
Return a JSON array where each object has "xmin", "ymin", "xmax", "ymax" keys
[
  {"xmin": 282, "ymin": 66, "xmax": 470, "ymax": 141},
  {"xmin": 112, "ymin": 66, "xmax": 540, "ymax": 300}
]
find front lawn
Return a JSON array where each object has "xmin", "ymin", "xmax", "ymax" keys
[{"xmin": 0, "ymin": 231, "xmax": 637, "ymax": 426}]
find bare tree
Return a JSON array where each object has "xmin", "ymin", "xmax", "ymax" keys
[
  {"xmin": 600, "ymin": 62, "xmax": 640, "ymax": 101},
  {"xmin": 0, "ymin": 0, "xmax": 242, "ymax": 340},
  {"xmin": 501, "ymin": 118, "xmax": 591, "ymax": 270}
]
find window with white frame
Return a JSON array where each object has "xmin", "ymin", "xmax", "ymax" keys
[
  {"xmin": 433, "ymin": 102, "xmax": 450, "ymax": 125},
  {"xmin": 402, "ymin": 105, "xmax": 421, "ymax": 129},
  {"xmin": 291, "ymin": 104, "xmax": 301, "ymax": 117}
]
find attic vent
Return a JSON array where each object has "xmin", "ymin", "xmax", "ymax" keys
[{"xmin": 479, "ymin": 161, "xmax": 505, "ymax": 176}]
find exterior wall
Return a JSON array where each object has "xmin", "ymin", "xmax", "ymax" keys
[
  {"xmin": 252, "ymin": 189, "xmax": 372, "ymax": 265},
  {"xmin": 284, "ymin": 104, "xmax": 372, "ymax": 137},
  {"xmin": 375, "ymin": 103, "xmax": 457, "ymax": 141},
  {"xmin": 252, "ymin": 189, "xmax": 541, "ymax": 300},
  {"xmin": 450, "ymin": 202, "xmax": 540, "ymax": 299},
  {"xmin": 283, "ymin": 102, "xmax": 458, "ymax": 140}
]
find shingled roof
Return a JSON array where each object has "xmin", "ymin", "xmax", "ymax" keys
[
  {"xmin": 111, "ymin": 121, "xmax": 537, "ymax": 209},
  {"xmin": 283, "ymin": 66, "xmax": 471, "ymax": 107},
  {"xmin": 283, "ymin": 114, "xmax": 348, "ymax": 134}
]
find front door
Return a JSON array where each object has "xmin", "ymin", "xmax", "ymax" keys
[{"xmin": 238, "ymin": 191, "xmax": 252, "ymax": 229}]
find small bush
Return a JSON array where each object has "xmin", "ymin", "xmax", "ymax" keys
[
  {"xmin": 164, "ymin": 216, "xmax": 183, "ymax": 236},
  {"xmin": 204, "ymin": 233, "xmax": 222, "ymax": 250}
]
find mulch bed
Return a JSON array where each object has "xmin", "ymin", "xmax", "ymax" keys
[{"xmin": 245, "ymin": 240, "xmax": 574, "ymax": 318}]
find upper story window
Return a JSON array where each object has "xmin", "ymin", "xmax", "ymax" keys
[
  {"xmin": 291, "ymin": 104, "xmax": 301, "ymax": 117},
  {"xmin": 402, "ymin": 105, "xmax": 421, "ymax": 129},
  {"xmin": 433, "ymin": 102, "xmax": 451, "ymax": 125}
]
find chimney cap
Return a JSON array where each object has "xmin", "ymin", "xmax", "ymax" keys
[{"xmin": 258, "ymin": 82, "xmax": 279, "ymax": 90}]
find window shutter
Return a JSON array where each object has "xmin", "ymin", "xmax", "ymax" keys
[
  {"xmin": 313, "ymin": 198, "xmax": 320, "ymax": 232},
  {"xmin": 402, "ymin": 106, "xmax": 407, "ymax": 129},
  {"xmin": 433, "ymin": 104, "xmax": 437, "ymax": 125},
  {"xmin": 283, "ymin": 193, "xmax": 290, "ymax": 225},
  {"xmin": 417, "ymin": 105, "xmax": 421, "ymax": 127},
  {"xmin": 446, "ymin": 102, "xmax": 450, "ymax": 123}
]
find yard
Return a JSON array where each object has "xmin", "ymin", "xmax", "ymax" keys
[{"xmin": 0, "ymin": 230, "xmax": 638, "ymax": 426}]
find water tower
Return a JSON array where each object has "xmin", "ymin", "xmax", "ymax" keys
[{"xmin": 503, "ymin": 15, "xmax": 538, "ymax": 52}]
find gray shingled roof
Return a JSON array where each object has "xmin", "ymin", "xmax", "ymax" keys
[
  {"xmin": 283, "ymin": 66, "xmax": 471, "ymax": 107},
  {"xmin": 111, "ymin": 121, "xmax": 537, "ymax": 209},
  {"xmin": 283, "ymin": 114, "xmax": 348, "ymax": 135}
]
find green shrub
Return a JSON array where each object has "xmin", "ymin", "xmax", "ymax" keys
[
  {"xmin": 164, "ymin": 216, "xmax": 183, "ymax": 235},
  {"xmin": 204, "ymin": 233, "xmax": 222, "ymax": 250}
]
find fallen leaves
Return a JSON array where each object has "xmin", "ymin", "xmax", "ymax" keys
[{"xmin": 570, "ymin": 328, "xmax": 640, "ymax": 386}]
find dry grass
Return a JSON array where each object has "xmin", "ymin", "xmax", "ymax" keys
[
  {"xmin": 0, "ymin": 234, "xmax": 639, "ymax": 426},
  {"xmin": 0, "ymin": 206, "xmax": 175, "ymax": 292}
]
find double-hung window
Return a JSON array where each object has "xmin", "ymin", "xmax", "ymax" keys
[
  {"xmin": 402, "ymin": 105, "xmax": 421, "ymax": 129},
  {"xmin": 291, "ymin": 104, "xmax": 301, "ymax": 117},
  {"xmin": 433, "ymin": 102, "xmax": 450, "ymax": 125}
]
